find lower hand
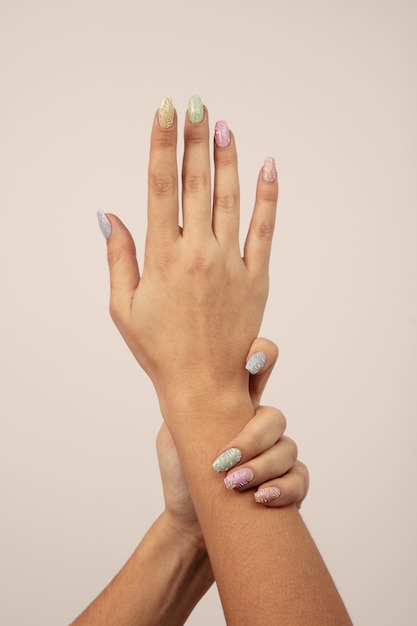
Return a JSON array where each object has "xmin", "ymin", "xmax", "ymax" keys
[{"xmin": 157, "ymin": 338, "xmax": 309, "ymax": 546}]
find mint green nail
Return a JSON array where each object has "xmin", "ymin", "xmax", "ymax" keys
[
  {"xmin": 188, "ymin": 95, "xmax": 204, "ymax": 124},
  {"xmin": 212, "ymin": 448, "xmax": 242, "ymax": 473}
]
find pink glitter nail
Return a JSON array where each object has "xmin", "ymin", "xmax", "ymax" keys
[
  {"xmin": 262, "ymin": 157, "xmax": 277, "ymax": 183},
  {"xmin": 214, "ymin": 120, "xmax": 231, "ymax": 148}
]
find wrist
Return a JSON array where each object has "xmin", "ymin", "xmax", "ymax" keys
[{"xmin": 157, "ymin": 374, "xmax": 253, "ymax": 427}]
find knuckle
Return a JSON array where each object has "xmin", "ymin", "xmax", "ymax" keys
[
  {"xmin": 182, "ymin": 173, "xmax": 208, "ymax": 195},
  {"xmin": 109, "ymin": 298, "xmax": 122, "ymax": 324},
  {"xmin": 275, "ymin": 408, "xmax": 286, "ymax": 432},
  {"xmin": 153, "ymin": 134, "xmax": 176, "ymax": 150},
  {"xmin": 187, "ymin": 250, "xmax": 211, "ymax": 275},
  {"xmin": 269, "ymin": 340, "xmax": 279, "ymax": 361},
  {"xmin": 214, "ymin": 193, "xmax": 238, "ymax": 213},
  {"xmin": 185, "ymin": 131, "xmax": 207, "ymax": 146},
  {"xmin": 148, "ymin": 247, "xmax": 177, "ymax": 272},
  {"xmin": 285, "ymin": 436, "xmax": 298, "ymax": 463},
  {"xmin": 107, "ymin": 246, "xmax": 123, "ymax": 270},
  {"xmin": 250, "ymin": 428, "xmax": 266, "ymax": 451},
  {"xmin": 259, "ymin": 185, "xmax": 278, "ymax": 203},
  {"xmin": 217, "ymin": 153, "xmax": 236, "ymax": 168},
  {"xmin": 149, "ymin": 172, "xmax": 176, "ymax": 199},
  {"xmin": 297, "ymin": 460, "xmax": 310, "ymax": 483},
  {"xmin": 250, "ymin": 219, "xmax": 275, "ymax": 241}
]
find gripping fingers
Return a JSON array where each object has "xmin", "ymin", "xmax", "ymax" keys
[
  {"xmin": 254, "ymin": 461, "xmax": 310, "ymax": 509},
  {"xmin": 212, "ymin": 406, "xmax": 286, "ymax": 473},
  {"xmin": 223, "ymin": 436, "xmax": 298, "ymax": 492}
]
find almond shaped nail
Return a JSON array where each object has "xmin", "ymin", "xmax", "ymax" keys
[
  {"xmin": 254, "ymin": 487, "xmax": 281, "ymax": 503},
  {"xmin": 245, "ymin": 352, "xmax": 267, "ymax": 375},
  {"xmin": 214, "ymin": 120, "xmax": 231, "ymax": 148},
  {"xmin": 159, "ymin": 97, "xmax": 174, "ymax": 129},
  {"xmin": 188, "ymin": 95, "xmax": 204, "ymax": 124},
  {"xmin": 262, "ymin": 157, "xmax": 277, "ymax": 183},
  {"xmin": 212, "ymin": 447, "xmax": 242, "ymax": 473},
  {"xmin": 97, "ymin": 210, "xmax": 111, "ymax": 240},
  {"xmin": 224, "ymin": 468, "xmax": 254, "ymax": 490}
]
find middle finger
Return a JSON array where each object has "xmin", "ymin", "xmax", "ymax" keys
[{"xmin": 181, "ymin": 97, "xmax": 212, "ymax": 238}]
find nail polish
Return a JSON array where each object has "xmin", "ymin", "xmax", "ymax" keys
[
  {"xmin": 214, "ymin": 120, "xmax": 231, "ymax": 148},
  {"xmin": 254, "ymin": 487, "xmax": 281, "ymax": 503},
  {"xmin": 212, "ymin": 447, "xmax": 242, "ymax": 473},
  {"xmin": 159, "ymin": 97, "xmax": 174, "ymax": 129},
  {"xmin": 245, "ymin": 352, "xmax": 267, "ymax": 375},
  {"xmin": 97, "ymin": 210, "xmax": 111, "ymax": 240},
  {"xmin": 262, "ymin": 157, "xmax": 277, "ymax": 183},
  {"xmin": 188, "ymin": 95, "xmax": 204, "ymax": 124},
  {"xmin": 224, "ymin": 468, "xmax": 254, "ymax": 490}
]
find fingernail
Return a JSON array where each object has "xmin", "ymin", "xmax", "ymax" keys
[
  {"xmin": 262, "ymin": 157, "xmax": 277, "ymax": 183},
  {"xmin": 214, "ymin": 120, "xmax": 231, "ymax": 148},
  {"xmin": 254, "ymin": 487, "xmax": 281, "ymax": 503},
  {"xmin": 159, "ymin": 97, "xmax": 175, "ymax": 129},
  {"xmin": 245, "ymin": 352, "xmax": 267, "ymax": 375},
  {"xmin": 97, "ymin": 210, "xmax": 111, "ymax": 240},
  {"xmin": 188, "ymin": 95, "xmax": 204, "ymax": 124},
  {"xmin": 224, "ymin": 468, "xmax": 254, "ymax": 490},
  {"xmin": 212, "ymin": 447, "xmax": 242, "ymax": 473}
]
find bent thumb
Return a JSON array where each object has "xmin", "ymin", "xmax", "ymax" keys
[{"xmin": 245, "ymin": 338, "xmax": 279, "ymax": 410}]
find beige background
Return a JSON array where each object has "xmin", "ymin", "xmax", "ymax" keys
[{"xmin": 1, "ymin": 0, "xmax": 416, "ymax": 624}]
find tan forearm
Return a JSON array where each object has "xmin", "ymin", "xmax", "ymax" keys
[
  {"xmin": 70, "ymin": 512, "xmax": 214, "ymax": 626},
  {"xmin": 163, "ymin": 390, "xmax": 352, "ymax": 626}
]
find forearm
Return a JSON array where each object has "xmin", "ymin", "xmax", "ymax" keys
[
  {"xmin": 162, "ymin": 387, "xmax": 352, "ymax": 626},
  {"xmin": 70, "ymin": 512, "xmax": 214, "ymax": 626}
]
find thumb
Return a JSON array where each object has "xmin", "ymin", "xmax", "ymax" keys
[
  {"xmin": 245, "ymin": 338, "xmax": 279, "ymax": 410},
  {"xmin": 97, "ymin": 211, "xmax": 140, "ymax": 315}
]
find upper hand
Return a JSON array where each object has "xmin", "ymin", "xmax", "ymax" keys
[{"xmin": 99, "ymin": 98, "xmax": 278, "ymax": 407}]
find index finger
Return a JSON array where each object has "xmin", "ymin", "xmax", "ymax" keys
[{"xmin": 147, "ymin": 98, "xmax": 180, "ymax": 246}]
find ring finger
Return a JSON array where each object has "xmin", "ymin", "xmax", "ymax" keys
[{"xmin": 212, "ymin": 120, "xmax": 240, "ymax": 250}]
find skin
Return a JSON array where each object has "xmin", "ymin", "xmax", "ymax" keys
[
  {"xmin": 102, "ymin": 103, "xmax": 353, "ymax": 624},
  {"xmin": 71, "ymin": 339, "xmax": 309, "ymax": 626}
]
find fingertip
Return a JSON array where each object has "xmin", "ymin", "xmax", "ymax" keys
[
  {"xmin": 97, "ymin": 210, "xmax": 112, "ymax": 240},
  {"xmin": 186, "ymin": 98, "xmax": 208, "ymax": 126},
  {"xmin": 254, "ymin": 461, "xmax": 309, "ymax": 508},
  {"xmin": 102, "ymin": 213, "xmax": 137, "ymax": 254},
  {"xmin": 214, "ymin": 120, "xmax": 232, "ymax": 149},
  {"xmin": 246, "ymin": 338, "xmax": 279, "ymax": 373},
  {"xmin": 212, "ymin": 447, "xmax": 243, "ymax": 473},
  {"xmin": 245, "ymin": 351, "xmax": 267, "ymax": 375},
  {"xmin": 255, "ymin": 159, "xmax": 279, "ymax": 207},
  {"xmin": 254, "ymin": 486, "xmax": 281, "ymax": 505},
  {"xmin": 247, "ymin": 339, "xmax": 279, "ymax": 408},
  {"xmin": 150, "ymin": 98, "xmax": 178, "ymax": 148},
  {"xmin": 261, "ymin": 157, "xmax": 278, "ymax": 185},
  {"xmin": 158, "ymin": 96, "xmax": 175, "ymax": 130}
]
